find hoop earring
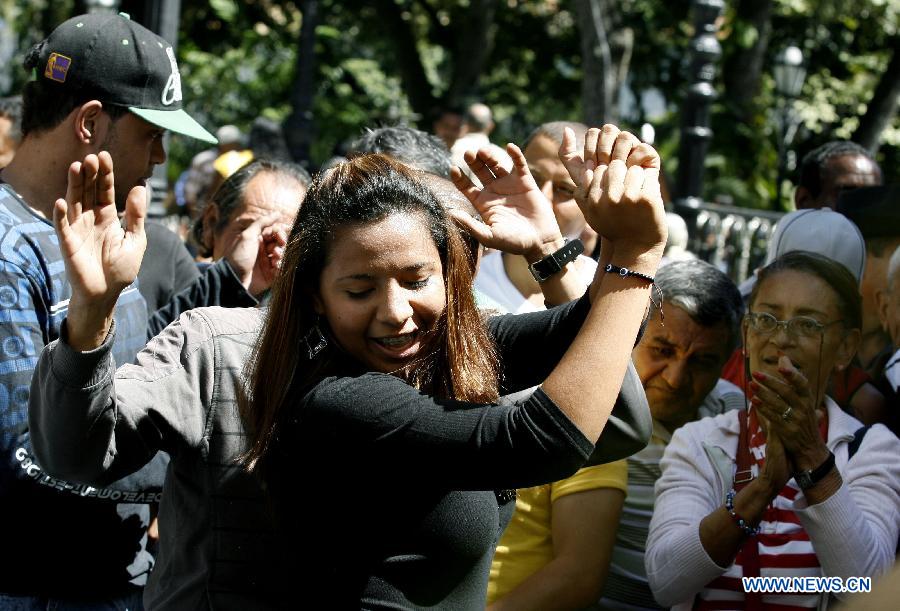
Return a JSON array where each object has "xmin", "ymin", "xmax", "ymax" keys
[{"xmin": 302, "ymin": 318, "xmax": 328, "ymax": 360}]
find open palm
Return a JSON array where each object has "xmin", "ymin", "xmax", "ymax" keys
[
  {"xmin": 450, "ymin": 144, "xmax": 563, "ymax": 256},
  {"xmin": 54, "ymin": 152, "xmax": 146, "ymax": 309}
]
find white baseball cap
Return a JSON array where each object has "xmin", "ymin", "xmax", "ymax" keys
[{"xmin": 765, "ymin": 208, "xmax": 866, "ymax": 284}]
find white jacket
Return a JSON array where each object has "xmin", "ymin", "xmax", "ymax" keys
[{"xmin": 645, "ymin": 398, "xmax": 900, "ymax": 609}]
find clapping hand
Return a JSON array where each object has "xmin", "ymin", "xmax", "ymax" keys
[
  {"xmin": 558, "ymin": 124, "xmax": 666, "ymax": 257},
  {"xmin": 449, "ymin": 144, "xmax": 564, "ymax": 261},
  {"xmin": 750, "ymin": 354, "xmax": 831, "ymax": 473},
  {"xmin": 760, "ymin": 428, "xmax": 792, "ymax": 497}
]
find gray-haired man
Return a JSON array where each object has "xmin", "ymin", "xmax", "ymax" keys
[{"xmin": 597, "ymin": 260, "xmax": 745, "ymax": 610}]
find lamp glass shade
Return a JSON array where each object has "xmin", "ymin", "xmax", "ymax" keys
[{"xmin": 774, "ymin": 46, "xmax": 806, "ymax": 97}]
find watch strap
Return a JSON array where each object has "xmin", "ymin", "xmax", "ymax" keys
[
  {"xmin": 528, "ymin": 239, "xmax": 584, "ymax": 283},
  {"xmin": 793, "ymin": 450, "xmax": 835, "ymax": 490}
]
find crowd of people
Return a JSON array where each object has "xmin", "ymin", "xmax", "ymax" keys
[{"xmin": 0, "ymin": 10, "xmax": 898, "ymax": 611}]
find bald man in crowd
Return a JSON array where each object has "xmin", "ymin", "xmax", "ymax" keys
[
  {"xmin": 451, "ymin": 102, "xmax": 512, "ymax": 185},
  {"xmin": 795, "ymin": 140, "xmax": 882, "ymax": 210}
]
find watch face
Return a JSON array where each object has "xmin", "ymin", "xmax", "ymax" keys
[{"xmin": 793, "ymin": 451, "xmax": 835, "ymax": 490}]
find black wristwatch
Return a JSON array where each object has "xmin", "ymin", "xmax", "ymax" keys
[
  {"xmin": 793, "ymin": 451, "xmax": 835, "ymax": 490},
  {"xmin": 527, "ymin": 239, "xmax": 584, "ymax": 283}
]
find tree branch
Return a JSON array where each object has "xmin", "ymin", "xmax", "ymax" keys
[
  {"xmin": 445, "ymin": 0, "xmax": 498, "ymax": 105},
  {"xmin": 575, "ymin": 0, "xmax": 615, "ymax": 124},
  {"xmin": 722, "ymin": 0, "xmax": 773, "ymax": 123},
  {"xmin": 412, "ymin": 0, "xmax": 453, "ymax": 48},
  {"xmin": 372, "ymin": 0, "xmax": 438, "ymax": 119},
  {"xmin": 853, "ymin": 36, "xmax": 900, "ymax": 154},
  {"xmin": 613, "ymin": 27, "xmax": 634, "ymax": 121}
]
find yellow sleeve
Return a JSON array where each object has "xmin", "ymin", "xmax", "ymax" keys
[{"xmin": 549, "ymin": 460, "xmax": 627, "ymax": 503}]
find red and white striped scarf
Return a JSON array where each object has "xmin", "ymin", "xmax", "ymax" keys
[{"xmin": 694, "ymin": 408, "xmax": 830, "ymax": 610}]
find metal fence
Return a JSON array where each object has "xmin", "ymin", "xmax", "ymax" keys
[{"xmin": 674, "ymin": 200, "xmax": 785, "ymax": 284}]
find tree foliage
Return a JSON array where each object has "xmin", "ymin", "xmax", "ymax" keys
[{"xmin": 0, "ymin": 0, "xmax": 896, "ymax": 209}]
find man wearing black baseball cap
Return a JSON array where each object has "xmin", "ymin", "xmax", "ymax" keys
[
  {"xmin": 33, "ymin": 10, "xmax": 215, "ymax": 142},
  {"xmin": 0, "ymin": 13, "xmax": 262, "ymax": 609},
  {"xmin": 2, "ymin": 11, "xmax": 216, "ymax": 214}
]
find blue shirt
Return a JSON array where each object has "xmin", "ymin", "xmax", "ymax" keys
[{"xmin": 0, "ymin": 183, "xmax": 158, "ymax": 596}]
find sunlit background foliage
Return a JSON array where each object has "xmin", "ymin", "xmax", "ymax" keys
[{"xmin": 1, "ymin": 0, "xmax": 896, "ymax": 210}]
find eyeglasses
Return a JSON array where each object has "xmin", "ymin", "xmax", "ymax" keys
[{"xmin": 745, "ymin": 312, "xmax": 843, "ymax": 339}]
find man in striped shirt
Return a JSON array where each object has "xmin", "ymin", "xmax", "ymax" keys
[{"xmin": 597, "ymin": 260, "xmax": 745, "ymax": 610}]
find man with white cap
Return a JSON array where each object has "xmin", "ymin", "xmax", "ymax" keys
[
  {"xmin": 724, "ymin": 208, "xmax": 886, "ymax": 422},
  {"xmin": 740, "ymin": 208, "xmax": 867, "ymax": 296},
  {"xmin": 0, "ymin": 12, "xmax": 267, "ymax": 608}
]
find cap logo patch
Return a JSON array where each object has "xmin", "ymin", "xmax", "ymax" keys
[
  {"xmin": 161, "ymin": 47, "xmax": 183, "ymax": 106},
  {"xmin": 44, "ymin": 53, "xmax": 72, "ymax": 83}
]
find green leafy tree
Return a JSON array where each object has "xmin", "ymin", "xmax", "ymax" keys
[{"xmin": 2, "ymin": 0, "xmax": 895, "ymax": 205}]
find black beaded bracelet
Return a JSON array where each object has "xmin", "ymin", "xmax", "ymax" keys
[
  {"xmin": 605, "ymin": 263, "xmax": 655, "ymax": 284},
  {"xmin": 605, "ymin": 263, "xmax": 665, "ymax": 323}
]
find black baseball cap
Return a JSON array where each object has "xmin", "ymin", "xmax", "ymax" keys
[{"xmin": 29, "ymin": 12, "xmax": 216, "ymax": 144}]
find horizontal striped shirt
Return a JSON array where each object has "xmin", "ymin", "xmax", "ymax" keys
[{"xmin": 695, "ymin": 408, "xmax": 829, "ymax": 610}]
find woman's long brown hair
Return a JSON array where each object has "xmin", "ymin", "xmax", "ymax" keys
[{"xmin": 239, "ymin": 154, "xmax": 499, "ymax": 471}]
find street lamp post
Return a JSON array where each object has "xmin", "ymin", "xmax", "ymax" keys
[
  {"xmin": 773, "ymin": 45, "xmax": 806, "ymax": 210},
  {"xmin": 675, "ymin": 0, "xmax": 724, "ymax": 231}
]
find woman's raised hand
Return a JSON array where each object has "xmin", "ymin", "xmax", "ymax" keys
[
  {"xmin": 450, "ymin": 144, "xmax": 564, "ymax": 261},
  {"xmin": 558, "ymin": 124, "xmax": 666, "ymax": 257},
  {"xmin": 53, "ymin": 151, "xmax": 146, "ymax": 349}
]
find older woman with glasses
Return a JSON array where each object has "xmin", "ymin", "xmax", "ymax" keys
[{"xmin": 645, "ymin": 251, "xmax": 900, "ymax": 610}]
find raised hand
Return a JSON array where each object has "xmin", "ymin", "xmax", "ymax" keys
[
  {"xmin": 53, "ymin": 152, "xmax": 146, "ymax": 350},
  {"xmin": 449, "ymin": 144, "xmax": 564, "ymax": 261},
  {"xmin": 251, "ymin": 223, "xmax": 288, "ymax": 296},
  {"xmin": 558, "ymin": 124, "xmax": 666, "ymax": 256}
]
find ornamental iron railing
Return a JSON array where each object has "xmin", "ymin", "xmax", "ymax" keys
[{"xmin": 674, "ymin": 200, "xmax": 785, "ymax": 284}]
